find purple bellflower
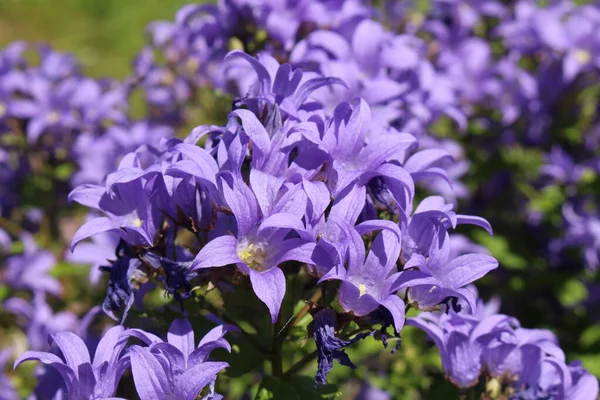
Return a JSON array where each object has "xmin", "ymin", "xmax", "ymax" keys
[
  {"xmin": 4, "ymin": 233, "xmax": 61, "ymax": 296},
  {"xmin": 226, "ymin": 50, "xmax": 346, "ymax": 120},
  {"xmin": 124, "ymin": 318, "xmax": 235, "ymax": 400},
  {"xmin": 191, "ymin": 171, "xmax": 314, "ymax": 323},
  {"xmin": 14, "ymin": 326, "xmax": 130, "ymax": 400},
  {"xmin": 408, "ymin": 310, "xmax": 518, "ymax": 388},
  {"xmin": 69, "ymin": 157, "xmax": 164, "ymax": 249},
  {"xmin": 4, "ymin": 293, "xmax": 78, "ymax": 352},
  {"xmin": 400, "ymin": 195, "xmax": 493, "ymax": 261},
  {"xmin": 319, "ymin": 220, "xmax": 406, "ymax": 333},
  {"xmin": 403, "ymin": 234, "xmax": 498, "ymax": 313}
]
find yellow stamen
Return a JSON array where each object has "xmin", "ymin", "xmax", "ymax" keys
[
  {"xmin": 132, "ymin": 218, "xmax": 143, "ymax": 228},
  {"xmin": 237, "ymin": 241, "xmax": 267, "ymax": 271},
  {"xmin": 358, "ymin": 284, "xmax": 367, "ymax": 297},
  {"xmin": 574, "ymin": 49, "xmax": 591, "ymax": 64}
]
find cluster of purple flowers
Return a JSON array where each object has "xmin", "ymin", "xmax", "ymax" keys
[
  {"xmin": 2, "ymin": 0, "xmax": 600, "ymax": 398},
  {"xmin": 134, "ymin": 0, "xmax": 600, "ymax": 271},
  {"xmin": 409, "ymin": 292, "xmax": 598, "ymax": 399},
  {"xmin": 14, "ymin": 318, "xmax": 235, "ymax": 399}
]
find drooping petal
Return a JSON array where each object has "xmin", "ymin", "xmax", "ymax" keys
[
  {"xmin": 14, "ymin": 351, "xmax": 77, "ymax": 395},
  {"xmin": 379, "ymin": 295, "xmax": 406, "ymax": 333},
  {"xmin": 248, "ymin": 267, "xmax": 286, "ymax": 323},
  {"xmin": 70, "ymin": 217, "xmax": 119, "ymax": 251},
  {"xmin": 68, "ymin": 184, "xmax": 105, "ymax": 208},
  {"xmin": 456, "ymin": 215, "xmax": 493, "ymax": 235}
]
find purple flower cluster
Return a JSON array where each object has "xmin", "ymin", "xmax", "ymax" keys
[
  {"xmin": 14, "ymin": 318, "xmax": 234, "ymax": 399},
  {"xmin": 0, "ymin": 41, "xmax": 172, "ymax": 196},
  {"xmin": 67, "ymin": 48, "xmax": 564, "ymax": 391},
  {"xmin": 2, "ymin": 0, "xmax": 600, "ymax": 398},
  {"xmin": 409, "ymin": 293, "xmax": 599, "ymax": 399}
]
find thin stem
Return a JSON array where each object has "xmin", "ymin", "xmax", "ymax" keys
[
  {"xmin": 282, "ymin": 349, "xmax": 318, "ymax": 379},
  {"xmin": 276, "ymin": 289, "xmax": 322, "ymax": 340},
  {"xmin": 271, "ymin": 330, "xmax": 284, "ymax": 378}
]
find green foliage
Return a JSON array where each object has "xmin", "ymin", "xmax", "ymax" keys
[
  {"xmin": 255, "ymin": 376, "xmax": 341, "ymax": 400},
  {"xmin": 473, "ymin": 231, "xmax": 528, "ymax": 270}
]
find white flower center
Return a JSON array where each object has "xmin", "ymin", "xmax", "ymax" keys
[
  {"xmin": 574, "ymin": 49, "xmax": 591, "ymax": 65},
  {"xmin": 47, "ymin": 111, "xmax": 60, "ymax": 124},
  {"xmin": 237, "ymin": 238, "xmax": 268, "ymax": 271}
]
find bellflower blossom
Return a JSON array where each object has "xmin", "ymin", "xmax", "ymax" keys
[
  {"xmin": 3, "ymin": 234, "xmax": 61, "ymax": 296},
  {"xmin": 191, "ymin": 172, "xmax": 314, "ymax": 322},
  {"xmin": 551, "ymin": 203, "xmax": 600, "ymax": 270},
  {"xmin": 4, "ymin": 293, "xmax": 78, "ymax": 352},
  {"xmin": 318, "ymin": 220, "xmax": 407, "ymax": 333},
  {"xmin": 14, "ymin": 326, "xmax": 130, "ymax": 400},
  {"xmin": 409, "ymin": 295, "xmax": 599, "ymax": 399},
  {"xmin": 409, "ymin": 309, "xmax": 518, "ymax": 387},
  {"xmin": 123, "ymin": 319, "xmax": 235, "ymax": 400},
  {"xmin": 69, "ymin": 157, "xmax": 164, "ymax": 249}
]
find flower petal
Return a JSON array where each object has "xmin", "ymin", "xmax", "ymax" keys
[
  {"xmin": 167, "ymin": 319, "xmax": 195, "ymax": 359},
  {"xmin": 129, "ymin": 346, "xmax": 172, "ymax": 400},
  {"xmin": 192, "ymin": 235, "xmax": 240, "ymax": 270},
  {"xmin": 70, "ymin": 217, "xmax": 119, "ymax": 252},
  {"xmin": 249, "ymin": 267, "xmax": 286, "ymax": 323}
]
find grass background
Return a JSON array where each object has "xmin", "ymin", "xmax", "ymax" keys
[{"xmin": 0, "ymin": 0, "xmax": 191, "ymax": 79}]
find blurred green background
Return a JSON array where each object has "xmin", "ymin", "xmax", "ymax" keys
[{"xmin": 0, "ymin": 0, "xmax": 191, "ymax": 79}]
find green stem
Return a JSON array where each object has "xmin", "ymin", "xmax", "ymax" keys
[
  {"xmin": 282, "ymin": 349, "xmax": 318, "ymax": 379},
  {"xmin": 271, "ymin": 332, "xmax": 284, "ymax": 378},
  {"xmin": 276, "ymin": 289, "xmax": 322, "ymax": 340}
]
